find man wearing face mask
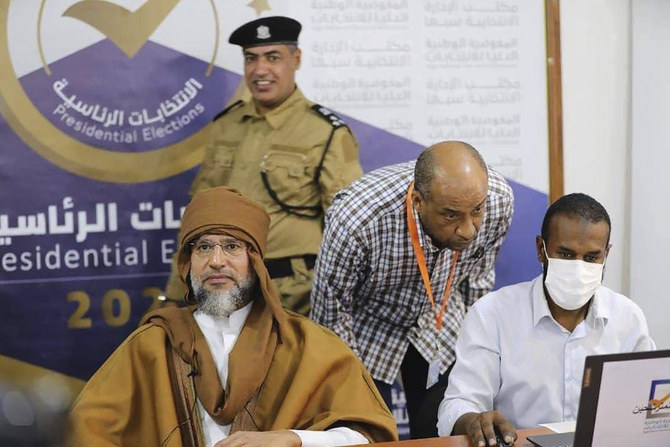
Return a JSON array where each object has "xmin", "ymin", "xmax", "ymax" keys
[{"xmin": 436, "ymin": 193, "xmax": 655, "ymax": 447}]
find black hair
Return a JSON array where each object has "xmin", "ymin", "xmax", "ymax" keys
[
  {"xmin": 413, "ymin": 148, "xmax": 436, "ymax": 198},
  {"xmin": 541, "ymin": 193, "xmax": 611, "ymax": 243}
]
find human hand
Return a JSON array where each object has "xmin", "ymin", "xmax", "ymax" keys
[
  {"xmin": 454, "ymin": 411, "xmax": 517, "ymax": 447},
  {"xmin": 213, "ymin": 430, "xmax": 302, "ymax": 447}
]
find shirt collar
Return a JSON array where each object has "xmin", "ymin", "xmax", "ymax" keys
[
  {"xmin": 532, "ymin": 275, "xmax": 553, "ymax": 326},
  {"xmin": 241, "ymin": 86, "xmax": 303, "ymax": 130},
  {"xmin": 585, "ymin": 288, "xmax": 609, "ymax": 327},
  {"xmin": 193, "ymin": 300, "xmax": 253, "ymax": 334},
  {"xmin": 531, "ymin": 275, "xmax": 609, "ymax": 328}
]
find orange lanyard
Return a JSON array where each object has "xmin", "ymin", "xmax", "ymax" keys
[{"xmin": 406, "ymin": 181, "xmax": 460, "ymax": 331}]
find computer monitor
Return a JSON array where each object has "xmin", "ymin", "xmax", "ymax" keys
[{"xmin": 528, "ymin": 349, "xmax": 670, "ymax": 447}]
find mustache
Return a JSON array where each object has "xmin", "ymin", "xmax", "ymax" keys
[{"xmin": 201, "ymin": 268, "xmax": 240, "ymax": 282}]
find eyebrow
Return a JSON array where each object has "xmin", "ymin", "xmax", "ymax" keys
[
  {"xmin": 244, "ymin": 49, "xmax": 281, "ymax": 57},
  {"xmin": 440, "ymin": 208, "xmax": 461, "ymax": 215},
  {"xmin": 473, "ymin": 198, "xmax": 487, "ymax": 209},
  {"xmin": 440, "ymin": 198, "xmax": 487, "ymax": 214},
  {"xmin": 195, "ymin": 236, "xmax": 240, "ymax": 244},
  {"xmin": 555, "ymin": 246, "xmax": 603, "ymax": 255}
]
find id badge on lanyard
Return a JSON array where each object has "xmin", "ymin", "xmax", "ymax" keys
[
  {"xmin": 426, "ymin": 334, "xmax": 442, "ymax": 389},
  {"xmin": 406, "ymin": 182, "xmax": 459, "ymax": 390}
]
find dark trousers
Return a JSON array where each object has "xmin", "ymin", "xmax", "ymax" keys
[{"xmin": 374, "ymin": 344, "xmax": 453, "ymax": 439}]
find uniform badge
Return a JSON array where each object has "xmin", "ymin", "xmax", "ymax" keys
[
  {"xmin": 256, "ymin": 25, "xmax": 271, "ymax": 39},
  {"xmin": 312, "ymin": 104, "xmax": 346, "ymax": 128}
]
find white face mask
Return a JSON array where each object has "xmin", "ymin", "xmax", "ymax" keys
[{"xmin": 543, "ymin": 242, "xmax": 604, "ymax": 311}]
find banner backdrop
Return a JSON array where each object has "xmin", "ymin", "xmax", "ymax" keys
[{"xmin": 0, "ymin": 0, "xmax": 548, "ymax": 438}]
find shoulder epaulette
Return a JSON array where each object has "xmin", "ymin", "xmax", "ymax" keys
[
  {"xmin": 310, "ymin": 104, "xmax": 347, "ymax": 128},
  {"xmin": 259, "ymin": 103, "xmax": 348, "ymax": 219},
  {"xmin": 212, "ymin": 99, "xmax": 244, "ymax": 122}
]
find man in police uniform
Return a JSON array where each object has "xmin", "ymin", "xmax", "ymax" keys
[{"xmin": 164, "ymin": 16, "xmax": 363, "ymax": 316}]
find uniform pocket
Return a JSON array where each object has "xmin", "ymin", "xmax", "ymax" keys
[
  {"xmin": 192, "ymin": 140, "xmax": 239, "ymax": 191},
  {"xmin": 261, "ymin": 147, "xmax": 319, "ymax": 205}
]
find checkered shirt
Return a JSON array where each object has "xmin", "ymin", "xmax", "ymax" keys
[{"xmin": 310, "ymin": 161, "xmax": 514, "ymax": 384}]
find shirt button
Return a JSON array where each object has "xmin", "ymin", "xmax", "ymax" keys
[{"xmin": 299, "ymin": 274, "xmax": 308, "ymax": 281}]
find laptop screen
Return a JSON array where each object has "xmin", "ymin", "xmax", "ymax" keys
[{"xmin": 574, "ymin": 349, "xmax": 670, "ymax": 446}]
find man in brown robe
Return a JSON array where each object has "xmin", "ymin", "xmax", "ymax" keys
[{"xmin": 67, "ymin": 187, "xmax": 397, "ymax": 446}]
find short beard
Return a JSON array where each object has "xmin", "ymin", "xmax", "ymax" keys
[{"xmin": 191, "ymin": 273, "xmax": 256, "ymax": 318}]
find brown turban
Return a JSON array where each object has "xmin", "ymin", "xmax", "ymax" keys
[
  {"xmin": 141, "ymin": 187, "xmax": 285, "ymax": 426},
  {"xmin": 177, "ymin": 186, "xmax": 269, "ymax": 267},
  {"xmin": 175, "ymin": 186, "xmax": 284, "ymax": 323}
]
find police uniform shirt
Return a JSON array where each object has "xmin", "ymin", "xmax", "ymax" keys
[{"xmin": 190, "ymin": 87, "xmax": 363, "ymax": 260}]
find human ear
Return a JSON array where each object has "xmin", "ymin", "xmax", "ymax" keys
[
  {"xmin": 604, "ymin": 243, "xmax": 612, "ymax": 260},
  {"xmin": 535, "ymin": 236, "xmax": 545, "ymax": 263},
  {"xmin": 293, "ymin": 48, "xmax": 302, "ymax": 70},
  {"xmin": 411, "ymin": 188, "xmax": 424, "ymax": 213}
]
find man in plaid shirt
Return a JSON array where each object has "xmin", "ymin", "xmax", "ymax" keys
[{"xmin": 310, "ymin": 141, "xmax": 514, "ymax": 439}]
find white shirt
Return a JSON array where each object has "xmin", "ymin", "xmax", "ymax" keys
[
  {"xmin": 193, "ymin": 304, "xmax": 369, "ymax": 447},
  {"xmin": 437, "ymin": 275, "xmax": 656, "ymax": 436}
]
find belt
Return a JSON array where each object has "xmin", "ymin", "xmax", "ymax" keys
[{"xmin": 265, "ymin": 255, "xmax": 317, "ymax": 279}]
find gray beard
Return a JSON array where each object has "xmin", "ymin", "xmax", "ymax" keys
[{"xmin": 191, "ymin": 274, "xmax": 256, "ymax": 318}]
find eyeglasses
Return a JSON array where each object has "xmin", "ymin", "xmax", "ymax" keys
[{"xmin": 189, "ymin": 239, "xmax": 248, "ymax": 258}]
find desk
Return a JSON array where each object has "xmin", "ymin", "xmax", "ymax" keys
[{"xmin": 361, "ymin": 428, "xmax": 553, "ymax": 446}]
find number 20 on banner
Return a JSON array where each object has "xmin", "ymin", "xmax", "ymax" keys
[{"xmin": 67, "ymin": 287, "xmax": 164, "ymax": 328}]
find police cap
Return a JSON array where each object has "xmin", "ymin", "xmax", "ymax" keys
[{"xmin": 229, "ymin": 16, "xmax": 302, "ymax": 48}]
